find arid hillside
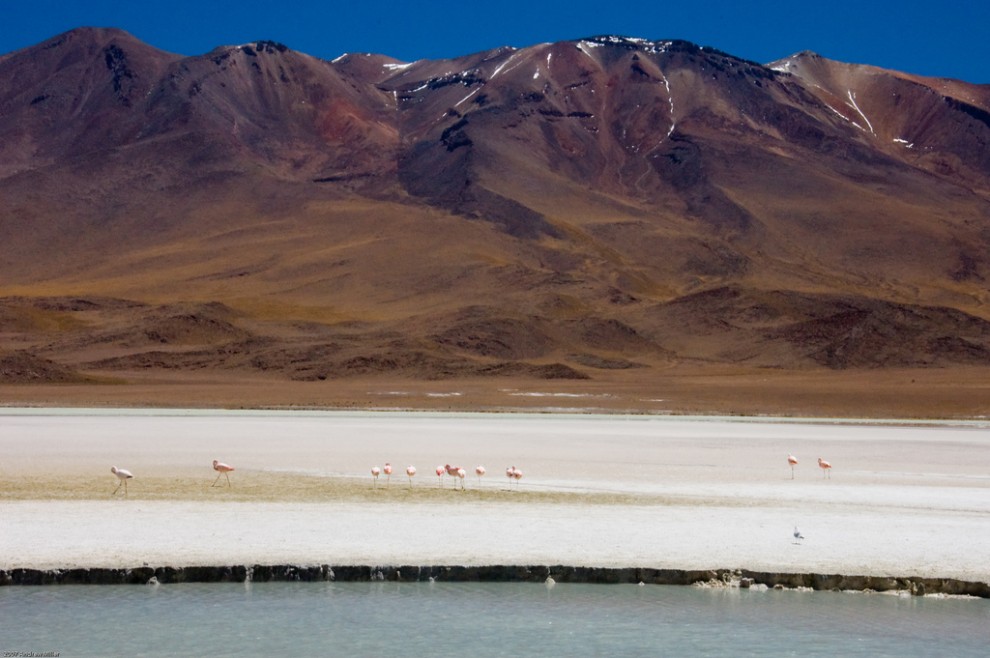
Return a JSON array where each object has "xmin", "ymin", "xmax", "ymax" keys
[{"xmin": 1, "ymin": 29, "xmax": 989, "ymax": 414}]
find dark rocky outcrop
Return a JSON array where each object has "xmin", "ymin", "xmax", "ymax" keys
[{"xmin": 2, "ymin": 565, "xmax": 987, "ymax": 597}]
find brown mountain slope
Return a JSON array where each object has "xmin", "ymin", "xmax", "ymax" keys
[{"xmin": 1, "ymin": 29, "xmax": 990, "ymax": 405}]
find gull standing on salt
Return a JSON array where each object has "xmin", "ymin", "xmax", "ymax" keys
[
  {"xmin": 818, "ymin": 457, "xmax": 832, "ymax": 479},
  {"xmin": 111, "ymin": 466, "xmax": 133, "ymax": 496},
  {"xmin": 406, "ymin": 465, "xmax": 416, "ymax": 488},
  {"xmin": 787, "ymin": 454, "xmax": 798, "ymax": 479},
  {"xmin": 211, "ymin": 459, "xmax": 235, "ymax": 487},
  {"xmin": 793, "ymin": 526, "xmax": 805, "ymax": 542}
]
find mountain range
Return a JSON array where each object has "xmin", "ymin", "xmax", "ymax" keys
[{"xmin": 2, "ymin": 28, "xmax": 989, "ymax": 408}]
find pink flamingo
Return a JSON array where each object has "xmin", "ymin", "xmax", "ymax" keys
[
  {"xmin": 111, "ymin": 466, "xmax": 133, "ymax": 495},
  {"xmin": 371, "ymin": 466, "xmax": 381, "ymax": 488},
  {"xmin": 787, "ymin": 454, "xmax": 798, "ymax": 480},
  {"xmin": 505, "ymin": 466, "xmax": 514, "ymax": 488},
  {"xmin": 383, "ymin": 463, "xmax": 393, "ymax": 488},
  {"xmin": 457, "ymin": 467, "xmax": 467, "ymax": 490},
  {"xmin": 475, "ymin": 465, "xmax": 486, "ymax": 486},
  {"xmin": 406, "ymin": 465, "xmax": 416, "ymax": 488},
  {"xmin": 818, "ymin": 457, "xmax": 832, "ymax": 479},
  {"xmin": 445, "ymin": 464, "xmax": 463, "ymax": 490},
  {"xmin": 212, "ymin": 459, "xmax": 235, "ymax": 487},
  {"xmin": 435, "ymin": 465, "xmax": 445, "ymax": 488},
  {"xmin": 512, "ymin": 466, "xmax": 523, "ymax": 485}
]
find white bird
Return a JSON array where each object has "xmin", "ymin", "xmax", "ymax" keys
[
  {"xmin": 111, "ymin": 466, "xmax": 133, "ymax": 495},
  {"xmin": 793, "ymin": 526, "xmax": 805, "ymax": 541}
]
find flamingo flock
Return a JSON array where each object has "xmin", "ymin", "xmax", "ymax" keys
[
  {"xmin": 362, "ymin": 463, "xmax": 526, "ymax": 491},
  {"xmin": 109, "ymin": 451, "xmax": 834, "ymax": 497},
  {"xmin": 785, "ymin": 454, "xmax": 835, "ymax": 479},
  {"xmin": 111, "ymin": 459, "xmax": 238, "ymax": 495}
]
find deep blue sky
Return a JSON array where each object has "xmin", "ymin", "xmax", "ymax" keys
[{"xmin": 1, "ymin": 0, "xmax": 987, "ymax": 83}]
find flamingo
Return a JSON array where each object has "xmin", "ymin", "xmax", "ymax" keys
[
  {"xmin": 444, "ymin": 464, "xmax": 463, "ymax": 490},
  {"xmin": 383, "ymin": 463, "xmax": 393, "ymax": 488},
  {"xmin": 475, "ymin": 465, "xmax": 486, "ymax": 486},
  {"xmin": 818, "ymin": 457, "xmax": 832, "ymax": 479},
  {"xmin": 512, "ymin": 466, "xmax": 523, "ymax": 485},
  {"xmin": 371, "ymin": 466, "xmax": 381, "ymax": 488},
  {"xmin": 505, "ymin": 466, "xmax": 514, "ymax": 488},
  {"xmin": 211, "ymin": 459, "xmax": 235, "ymax": 487},
  {"xmin": 787, "ymin": 454, "xmax": 798, "ymax": 479},
  {"xmin": 435, "ymin": 465, "xmax": 445, "ymax": 488},
  {"xmin": 406, "ymin": 465, "xmax": 416, "ymax": 488},
  {"xmin": 456, "ymin": 467, "xmax": 467, "ymax": 490},
  {"xmin": 110, "ymin": 466, "xmax": 133, "ymax": 495}
]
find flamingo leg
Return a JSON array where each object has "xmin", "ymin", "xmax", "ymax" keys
[
  {"xmin": 225, "ymin": 472, "xmax": 231, "ymax": 487},
  {"xmin": 112, "ymin": 482, "xmax": 121, "ymax": 495},
  {"xmin": 212, "ymin": 473, "xmax": 223, "ymax": 487}
]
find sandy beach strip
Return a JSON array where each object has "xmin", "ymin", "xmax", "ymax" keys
[{"xmin": 1, "ymin": 410, "xmax": 989, "ymax": 585}]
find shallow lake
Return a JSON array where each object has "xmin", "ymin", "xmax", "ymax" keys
[{"xmin": 2, "ymin": 581, "xmax": 988, "ymax": 657}]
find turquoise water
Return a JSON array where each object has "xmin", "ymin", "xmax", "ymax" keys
[{"xmin": 1, "ymin": 582, "xmax": 987, "ymax": 656}]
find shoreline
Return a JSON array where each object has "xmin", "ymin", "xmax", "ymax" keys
[
  {"xmin": 4, "ymin": 404, "xmax": 990, "ymax": 428},
  {"xmin": 2, "ymin": 564, "xmax": 987, "ymax": 598},
  {"xmin": 3, "ymin": 411, "xmax": 989, "ymax": 590},
  {"xmin": 4, "ymin": 365, "xmax": 990, "ymax": 419}
]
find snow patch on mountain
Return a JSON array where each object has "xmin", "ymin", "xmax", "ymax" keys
[{"xmin": 846, "ymin": 90, "xmax": 875, "ymax": 135}]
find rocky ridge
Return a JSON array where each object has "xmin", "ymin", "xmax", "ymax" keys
[{"xmin": 2, "ymin": 29, "xmax": 989, "ymax": 384}]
